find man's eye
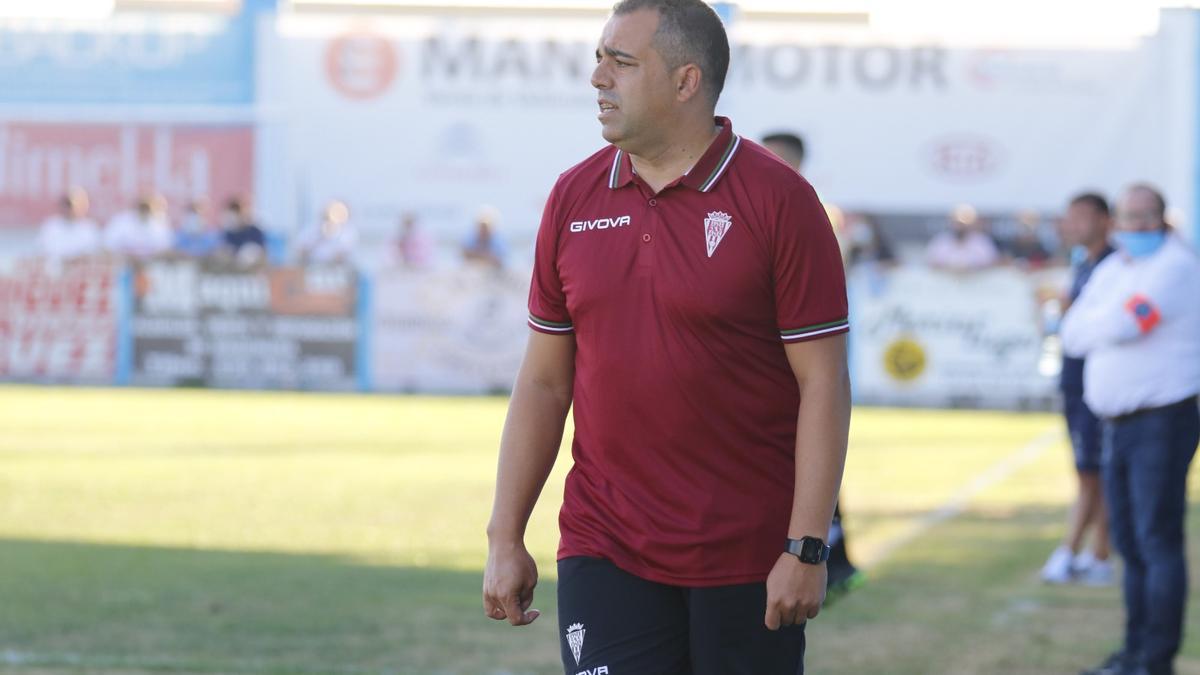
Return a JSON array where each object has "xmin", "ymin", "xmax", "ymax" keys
[{"xmin": 616, "ymin": 61, "xmax": 631, "ymax": 67}]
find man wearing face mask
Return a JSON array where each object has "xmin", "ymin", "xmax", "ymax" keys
[
  {"xmin": 174, "ymin": 198, "xmax": 222, "ymax": 259},
  {"xmin": 1061, "ymin": 184, "xmax": 1200, "ymax": 675}
]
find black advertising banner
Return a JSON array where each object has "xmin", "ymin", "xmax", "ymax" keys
[{"xmin": 131, "ymin": 261, "xmax": 357, "ymax": 390}]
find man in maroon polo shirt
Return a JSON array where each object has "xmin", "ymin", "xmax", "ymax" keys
[{"xmin": 482, "ymin": 1, "xmax": 851, "ymax": 672}]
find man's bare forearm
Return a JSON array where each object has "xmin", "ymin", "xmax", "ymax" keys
[
  {"xmin": 487, "ymin": 371, "xmax": 573, "ymax": 544},
  {"xmin": 784, "ymin": 339, "xmax": 851, "ymax": 540}
]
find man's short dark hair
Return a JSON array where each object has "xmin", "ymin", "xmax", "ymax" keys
[
  {"xmin": 1069, "ymin": 192, "xmax": 1110, "ymax": 217},
  {"xmin": 1127, "ymin": 182, "xmax": 1167, "ymax": 218},
  {"xmin": 762, "ymin": 132, "xmax": 806, "ymax": 164},
  {"xmin": 611, "ymin": 0, "xmax": 730, "ymax": 105},
  {"xmin": 226, "ymin": 197, "xmax": 246, "ymax": 215}
]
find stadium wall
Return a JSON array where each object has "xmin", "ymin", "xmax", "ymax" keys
[{"xmin": 1, "ymin": 258, "xmax": 1065, "ymax": 409}]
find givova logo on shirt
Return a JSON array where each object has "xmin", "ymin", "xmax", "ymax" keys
[{"xmin": 569, "ymin": 215, "xmax": 630, "ymax": 233}]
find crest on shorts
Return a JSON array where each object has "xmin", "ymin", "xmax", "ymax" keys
[
  {"xmin": 566, "ymin": 622, "xmax": 586, "ymax": 666},
  {"xmin": 704, "ymin": 211, "xmax": 732, "ymax": 257}
]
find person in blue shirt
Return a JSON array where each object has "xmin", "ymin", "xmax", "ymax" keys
[
  {"xmin": 462, "ymin": 206, "xmax": 509, "ymax": 269},
  {"xmin": 173, "ymin": 199, "xmax": 223, "ymax": 259}
]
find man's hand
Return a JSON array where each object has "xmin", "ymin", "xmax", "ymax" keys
[
  {"xmin": 482, "ymin": 540, "xmax": 541, "ymax": 626},
  {"xmin": 764, "ymin": 553, "xmax": 826, "ymax": 630}
]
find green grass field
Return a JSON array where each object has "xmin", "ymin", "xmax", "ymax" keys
[{"xmin": 0, "ymin": 385, "xmax": 1198, "ymax": 674}]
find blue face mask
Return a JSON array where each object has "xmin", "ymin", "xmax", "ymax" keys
[{"xmin": 1112, "ymin": 230, "xmax": 1166, "ymax": 259}]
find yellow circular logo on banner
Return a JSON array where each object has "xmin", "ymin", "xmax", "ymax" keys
[{"xmin": 884, "ymin": 338, "xmax": 926, "ymax": 382}]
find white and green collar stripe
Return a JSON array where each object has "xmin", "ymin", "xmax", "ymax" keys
[
  {"xmin": 608, "ymin": 149, "xmax": 624, "ymax": 189},
  {"xmin": 780, "ymin": 318, "xmax": 849, "ymax": 341},
  {"xmin": 529, "ymin": 314, "xmax": 574, "ymax": 333},
  {"xmin": 698, "ymin": 135, "xmax": 741, "ymax": 193}
]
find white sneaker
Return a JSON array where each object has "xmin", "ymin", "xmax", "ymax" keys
[
  {"xmin": 1041, "ymin": 545, "xmax": 1075, "ymax": 584},
  {"xmin": 1074, "ymin": 554, "xmax": 1116, "ymax": 587}
]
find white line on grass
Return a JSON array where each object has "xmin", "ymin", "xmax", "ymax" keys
[{"xmin": 860, "ymin": 426, "xmax": 1063, "ymax": 570}]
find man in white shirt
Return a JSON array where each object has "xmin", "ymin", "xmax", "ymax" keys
[
  {"xmin": 1061, "ymin": 184, "xmax": 1200, "ymax": 675},
  {"xmin": 104, "ymin": 195, "xmax": 173, "ymax": 260},
  {"xmin": 37, "ymin": 187, "xmax": 100, "ymax": 263},
  {"xmin": 297, "ymin": 200, "xmax": 357, "ymax": 266},
  {"xmin": 926, "ymin": 205, "xmax": 1000, "ymax": 271}
]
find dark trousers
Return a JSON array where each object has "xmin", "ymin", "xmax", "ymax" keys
[
  {"xmin": 1102, "ymin": 398, "xmax": 1200, "ymax": 669},
  {"xmin": 557, "ymin": 556, "xmax": 805, "ymax": 675}
]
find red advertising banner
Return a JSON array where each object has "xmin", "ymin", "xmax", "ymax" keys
[
  {"xmin": 0, "ymin": 122, "xmax": 254, "ymax": 228},
  {"xmin": 0, "ymin": 259, "xmax": 119, "ymax": 381}
]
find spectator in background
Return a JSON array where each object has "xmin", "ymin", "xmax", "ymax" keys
[
  {"xmin": 1005, "ymin": 210, "xmax": 1052, "ymax": 267},
  {"xmin": 762, "ymin": 131, "xmax": 863, "ymax": 604},
  {"xmin": 761, "ymin": 131, "xmax": 806, "ymax": 173},
  {"xmin": 104, "ymin": 193, "xmax": 173, "ymax": 260},
  {"xmin": 1041, "ymin": 192, "xmax": 1115, "ymax": 587},
  {"xmin": 461, "ymin": 206, "xmax": 508, "ymax": 269},
  {"xmin": 1062, "ymin": 184, "xmax": 1200, "ymax": 675},
  {"xmin": 220, "ymin": 197, "xmax": 267, "ymax": 267},
  {"xmin": 926, "ymin": 204, "xmax": 1000, "ymax": 271},
  {"xmin": 173, "ymin": 198, "xmax": 222, "ymax": 259},
  {"xmin": 393, "ymin": 212, "xmax": 434, "ymax": 269},
  {"xmin": 38, "ymin": 187, "xmax": 100, "ymax": 263},
  {"xmin": 297, "ymin": 200, "xmax": 357, "ymax": 266},
  {"xmin": 845, "ymin": 212, "xmax": 896, "ymax": 268}
]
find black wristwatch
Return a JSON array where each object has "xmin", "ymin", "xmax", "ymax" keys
[{"xmin": 785, "ymin": 537, "xmax": 831, "ymax": 565}]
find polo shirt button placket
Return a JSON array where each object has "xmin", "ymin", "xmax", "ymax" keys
[
  {"xmin": 648, "ymin": 198, "xmax": 657, "ymax": 207},
  {"xmin": 642, "ymin": 233, "xmax": 652, "ymax": 243}
]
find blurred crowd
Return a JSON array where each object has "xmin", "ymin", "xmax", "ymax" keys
[
  {"xmin": 34, "ymin": 188, "xmax": 513, "ymax": 272},
  {"xmin": 824, "ymin": 204, "xmax": 1065, "ymax": 273},
  {"xmin": 33, "ymin": 181, "xmax": 1099, "ymax": 277}
]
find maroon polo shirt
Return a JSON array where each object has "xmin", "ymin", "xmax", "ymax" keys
[{"xmin": 527, "ymin": 117, "xmax": 848, "ymax": 587}]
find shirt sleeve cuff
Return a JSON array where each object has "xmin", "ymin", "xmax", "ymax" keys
[
  {"xmin": 780, "ymin": 318, "xmax": 849, "ymax": 342},
  {"xmin": 528, "ymin": 313, "xmax": 574, "ymax": 335}
]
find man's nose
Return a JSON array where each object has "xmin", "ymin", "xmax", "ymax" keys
[{"xmin": 591, "ymin": 62, "xmax": 611, "ymax": 91}]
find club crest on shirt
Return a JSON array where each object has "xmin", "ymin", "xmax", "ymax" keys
[
  {"xmin": 704, "ymin": 211, "xmax": 732, "ymax": 257},
  {"xmin": 566, "ymin": 622, "xmax": 586, "ymax": 665}
]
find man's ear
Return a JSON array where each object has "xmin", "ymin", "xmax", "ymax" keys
[{"xmin": 675, "ymin": 63, "xmax": 704, "ymax": 103}]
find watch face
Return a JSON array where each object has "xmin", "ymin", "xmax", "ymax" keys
[{"xmin": 800, "ymin": 539, "xmax": 824, "ymax": 563}]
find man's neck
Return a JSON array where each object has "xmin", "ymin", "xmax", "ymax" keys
[
  {"xmin": 627, "ymin": 116, "xmax": 720, "ymax": 193},
  {"xmin": 1085, "ymin": 238, "xmax": 1110, "ymax": 261}
]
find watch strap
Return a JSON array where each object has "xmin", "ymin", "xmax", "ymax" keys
[{"xmin": 785, "ymin": 537, "xmax": 831, "ymax": 564}]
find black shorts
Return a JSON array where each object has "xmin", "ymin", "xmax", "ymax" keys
[
  {"xmin": 1065, "ymin": 393, "xmax": 1103, "ymax": 473},
  {"xmin": 556, "ymin": 556, "xmax": 805, "ymax": 675}
]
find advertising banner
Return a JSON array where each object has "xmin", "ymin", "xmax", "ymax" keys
[
  {"xmin": 0, "ymin": 259, "xmax": 118, "ymax": 382},
  {"xmin": 850, "ymin": 265, "xmax": 1066, "ymax": 408},
  {"xmin": 0, "ymin": 122, "xmax": 255, "ymax": 228},
  {"xmin": 259, "ymin": 13, "xmax": 1169, "ymax": 245},
  {"xmin": 130, "ymin": 260, "xmax": 357, "ymax": 390},
  {"xmin": 370, "ymin": 265, "xmax": 528, "ymax": 394},
  {"xmin": 0, "ymin": 10, "xmax": 256, "ymax": 105}
]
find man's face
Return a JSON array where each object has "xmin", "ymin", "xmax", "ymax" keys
[
  {"xmin": 64, "ymin": 192, "xmax": 89, "ymax": 218},
  {"xmin": 1115, "ymin": 188, "xmax": 1165, "ymax": 234},
  {"xmin": 591, "ymin": 9, "xmax": 679, "ymax": 151},
  {"xmin": 1062, "ymin": 202, "xmax": 1108, "ymax": 247}
]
